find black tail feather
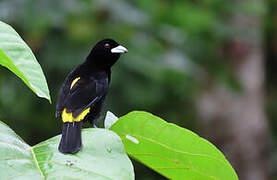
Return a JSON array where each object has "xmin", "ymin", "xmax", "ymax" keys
[{"xmin": 58, "ymin": 121, "xmax": 83, "ymax": 154}]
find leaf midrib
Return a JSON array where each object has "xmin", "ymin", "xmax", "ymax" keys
[
  {"xmin": 30, "ymin": 147, "xmax": 45, "ymax": 179},
  {"xmin": 122, "ymin": 132, "xmax": 229, "ymax": 165},
  {"xmin": 117, "ymin": 131, "xmax": 235, "ymax": 179}
]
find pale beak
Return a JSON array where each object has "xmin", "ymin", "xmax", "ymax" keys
[{"xmin": 111, "ymin": 45, "xmax": 128, "ymax": 54}]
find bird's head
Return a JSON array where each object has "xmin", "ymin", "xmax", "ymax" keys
[{"xmin": 86, "ymin": 39, "xmax": 128, "ymax": 69}]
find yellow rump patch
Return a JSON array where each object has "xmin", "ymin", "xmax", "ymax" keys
[
  {"xmin": 62, "ymin": 108, "xmax": 90, "ymax": 122},
  {"xmin": 70, "ymin": 77, "xmax": 80, "ymax": 89}
]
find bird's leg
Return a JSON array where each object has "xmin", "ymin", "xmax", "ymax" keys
[{"xmin": 89, "ymin": 117, "xmax": 97, "ymax": 128}]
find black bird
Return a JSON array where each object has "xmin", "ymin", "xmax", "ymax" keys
[{"xmin": 56, "ymin": 39, "xmax": 128, "ymax": 154}]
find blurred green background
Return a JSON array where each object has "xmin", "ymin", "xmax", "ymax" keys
[{"xmin": 0, "ymin": 0, "xmax": 276, "ymax": 179}]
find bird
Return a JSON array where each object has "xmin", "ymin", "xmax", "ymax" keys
[{"xmin": 56, "ymin": 39, "xmax": 128, "ymax": 154}]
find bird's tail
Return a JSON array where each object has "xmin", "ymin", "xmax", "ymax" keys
[{"xmin": 58, "ymin": 121, "xmax": 83, "ymax": 154}]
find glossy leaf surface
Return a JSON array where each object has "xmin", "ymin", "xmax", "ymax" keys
[
  {"xmin": 0, "ymin": 21, "xmax": 51, "ymax": 102},
  {"xmin": 110, "ymin": 111, "xmax": 238, "ymax": 180},
  {"xmin": 0, "ymin": 121, "xmax": 134, "ymax": 180}
]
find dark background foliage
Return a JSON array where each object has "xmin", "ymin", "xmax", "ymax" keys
[{"xmin": 0, "ymin": 0, "xmax": 276, "ymax": 179}]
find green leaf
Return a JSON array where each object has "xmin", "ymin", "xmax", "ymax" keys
[
  {"xmin": 0, "ymin": 121, "xmax": 134, "ymax": 180},
  {"xmin": 0, "ymin": 21, "xmax": 51, "ymax": 102},
  {"xmin": 110, "ymin": 111, "xmax": 238, "ymax": 180}
]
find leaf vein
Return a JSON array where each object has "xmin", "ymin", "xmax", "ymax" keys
[
  {"xmin": 30, "ymin": 147, "xmax": 45, "ymax": 179},
  {"xmin": 130, "ymin": 133, "xmax": 228, "ymax": 165}
]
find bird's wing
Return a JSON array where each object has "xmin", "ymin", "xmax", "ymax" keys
[
  {"xmin": 56, "ymin": 75, "xmax": 108, "ymax": 119},
  {"xmin": 56, "ymin": 74, "xmax": 71, "ymax": 118}
]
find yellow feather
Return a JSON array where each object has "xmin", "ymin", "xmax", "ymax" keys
[
  {"xmin": 70, "ymin": 77, "xmax": 80, "ymax": 89},
  {"xmin": 62, "ymin": 108, "xmax": 90, "ymax": 122}
]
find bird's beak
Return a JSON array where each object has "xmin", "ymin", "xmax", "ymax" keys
[{"xmin": 111, "ymin": 45, "xmax": 128, "ymax": 54}]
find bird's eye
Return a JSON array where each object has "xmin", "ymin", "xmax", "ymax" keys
[{"xmin": 104, "ymin": 43, "xmax": 110, "ymax": 48}]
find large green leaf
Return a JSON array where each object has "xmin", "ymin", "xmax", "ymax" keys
[
  {"xmin": 110, "ymin": 111, "xmax": 238, "ymax": 180},
  {"xmin": 0, "ymin": 21, "xmax": 51, "ymax": 102},
  {"xmin": 0, "ymin": 121, "xmax": 134, "ymax": 180}
]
